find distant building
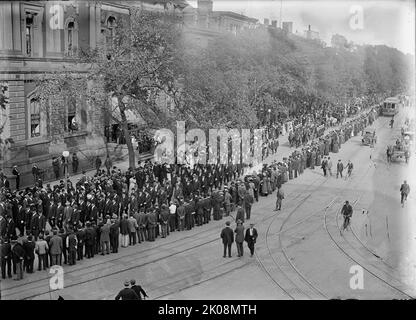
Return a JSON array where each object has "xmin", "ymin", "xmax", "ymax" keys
[
  {"xmin": 282, "ymin": 21, "xmax": 293, "ymax": 34},
  {"xmin": 271, "ymin": 20, "xmax": 277, "ymax": 28},
  {"xmin": 264, "ymin": 18, "xmax": 269, "ymax": 26},
  {"xmin": 331, "ymin": 34, "xmax": 348, "ymax": 49},
  {"xmin": 182, "ymin": 0, "xmax": 258, "ymax": 46},
  {"xmin": 304, "ymin": 25, "xmax": 319, "ymax": 40}
]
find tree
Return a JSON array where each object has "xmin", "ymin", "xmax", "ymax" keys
[{"xmin": 36, "ymin": 8, "xmax": 183, "ymax": 169}]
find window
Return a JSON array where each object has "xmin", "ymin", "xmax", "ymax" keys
[
  {"xmin": 29, "ymin": 98, "xmax": 40, "ymax": 137},
  {"xmin": 25, "ymin": 14, "xmax": 34, "ymax": 55},
  {"xmin": 65, "ymin": 20, "xmax": 78, "ymax": 57},
  {"xmin": 66, "ymin": 97, "xmax": 78, "ymax": 132},
  {"xmin": 106, "ymin": 16, "xmax": 116, "ymax": 49},
  {"xmin": 67, "ymin": 22, "xmax": 74, "ymax": 55}
]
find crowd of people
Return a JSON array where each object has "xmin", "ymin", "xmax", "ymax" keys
[{"xmin": 0, "ymin": 98, "xmax": 381, "ymax": 284}]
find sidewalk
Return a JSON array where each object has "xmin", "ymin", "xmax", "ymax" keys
[
  {"xmin": 42, "ymin": 108, "xmax": 376, "ymax": 190},
  {"xmin": 246, "ymin": 108, "xmax": 378, "ymax": 174}
]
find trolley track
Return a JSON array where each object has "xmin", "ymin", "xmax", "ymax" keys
[
  {"xmin": 3, "ymin": 180, "xmax": 318, "ymax": 300},
  {"xmin": 324, "ymin": 198, "xmax": 414, "ymax": 299}
]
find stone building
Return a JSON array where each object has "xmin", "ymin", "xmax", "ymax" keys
[
  {"xmin": 0, "ymin": 0, "xmax": 172, "ymax": 186},
  {"xmin": 0, "ymin": 0, "xmax": 258, "ymax": 187}
]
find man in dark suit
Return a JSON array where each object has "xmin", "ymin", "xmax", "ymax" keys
[
  {"xmin": 115, "ymin": 280, "xmax": 139, "ymax": 300},
  {"xmin": 1, "ymin": 237, "xmax": 12, "ymax": 279},
  {"xmin": 220, "ymin": 221, "xmax": 234, "ymax": 258},
  {"xmin": 244, "ymin": 223, "xmax": 258, "ymax": 257},
  {"xmin": 84, "ymin": 222, "xmax": 95, "ymax": 258},
  {"xmin": 130, "ymin": 279, "xmax": 148, "ymax": 300},
  {"xmin": 23, "ymin": 235, "xmax": 36, "ymax": 273}
]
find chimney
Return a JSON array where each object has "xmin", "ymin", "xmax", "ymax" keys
[
  {"xmin": 197, "ymin": 0, "xmax": 213, "ymax": 14},
  {"xmin": 308, "ymin": 25, "xmax": 311, "ymax": 31}
]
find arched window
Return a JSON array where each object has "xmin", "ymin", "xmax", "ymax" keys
[
  {"xmin": 29, "ymin": 97, "xmax": 40, "ymax": 137},
  {"xmin": 25, "ymin": 14, "xmax": 35, "ymax": 56},
  {"xmin": 65, "ymin": 19, "xmax": 78, "ymax": 57},
  {"xmin": 106, "ymin": 16, "xmax": 117, "ymax": 49}
]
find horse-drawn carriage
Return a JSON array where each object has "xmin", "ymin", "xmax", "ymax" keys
[{"xmin": 362, "ymin": 131, "xmax": 376, "ymax": 146}]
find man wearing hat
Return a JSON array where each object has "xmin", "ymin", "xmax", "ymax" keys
[
  {"xmin": 130, "ymin": 279, "xmax": 148, "ymax": 300},
  {"xmin": 110, "ymin": 215, "xmax": 120, "ymax": 253},
  {"xmin": 11, "ymin": 237, "xmax": 25, "ymax": 280},
  {"xmin": 245, "ymin": 223, "xmax": 258, "ymax": 257},
  {"xmin": 12, "ymin": 165, "xmax": 20, "ymax": 190},
  {"xmin": 220, "ymin": 221, "xmax": 234, "ymax": 258},
  {"xmin": 115, "ymin": 280, "xmax": 140, "ymax": 300},
  {"xmin": 1, "ymin": 237, "xmax": 12, "ymax": 279},
  {"xmin": 234, "ymin": 220, "xmax": 245, "ymax": 257}
]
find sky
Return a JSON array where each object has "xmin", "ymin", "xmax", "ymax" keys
[{"xmin": 187, "ymin": 0, "xmax": 415, "ymax": 55}]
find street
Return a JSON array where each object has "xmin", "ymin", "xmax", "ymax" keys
[{"xmin": 2, "ymin": 107, "xmax": 415, "ymax": 300}]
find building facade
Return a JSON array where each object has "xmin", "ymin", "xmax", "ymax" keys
[
  {"xmin": 0, "ymin": 0, "xmax": 258, "ymax": 186},
  {"xmin": 0, "ymin": 1, "xmax": 169, "ymax": 185}
]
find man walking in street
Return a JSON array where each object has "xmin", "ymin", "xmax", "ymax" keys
[
  {"xmin": 321, "ymin": 157, "xmax": 328, "ymax": 177},
  {"xmin": 245, "ymin": 223, "xmax": 258, "ymax": 257},
  {"xmin": 130, "ymin": 279, "xmax": 148, "ymax": 300},
  {"xmin": 234, "ymin": 220, "xmax": 245, "ymax": 257},
  {"xmin": 346, "ymin": 160, "xmax": 354, "ymax": 178},
  {"xmin": 115, "ymin": 280, "xmax": 140, "ymax": 300},
  {"xmin": 400, "ymin": 180, "xmax": 410, "ymax": 208},
  {"xmin": 327, "ymin": 157, "xmax": 333, "ymax": 177},
  {"xmin": 220, "ymin": 221, "xmax": 234, "ymax": 258},
  {"xmin": 336, "ymin": 160, "xmax": 344, "ymax": 179},
  {"xmin": 275, "ymin": 186, "xmax": 285, "ymax": 211},
  {"xmin": 244, "ymin": 192, "xmax": 253, "ymax": 220}
]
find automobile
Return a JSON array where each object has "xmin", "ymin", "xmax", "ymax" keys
[
  {"xmin": 403, "ymin": 131, "xmax": 415, "ymax": 146},
  {"xmin": 362, "ymin": 131, "xmax": 376, "ymax": 146}
]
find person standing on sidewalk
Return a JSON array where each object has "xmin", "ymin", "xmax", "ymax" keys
[
  {"xmin": 35, "ymin": 234, "xmax": 48, "ymax": 271},
  {"xmin": 120, "ymin": 214, "xmax": 130, "ymax": 247},
  {"xmin": 72, "ymin": 152, "xmax": 79, "ymax": 174},
  {"xmin": 104, "ymin": 156, "xmax": 112, "ymax": 175},
  {"xmin": 11, "ymin": 237, "xmax": 25, "ymax": 280},
  {"xmin": 12, "ymin": 165, "xmax": 20, "ymax": 190},
  {"xmin": 95, "ymin": 156, "xmax": 102, "ymax": 174}
]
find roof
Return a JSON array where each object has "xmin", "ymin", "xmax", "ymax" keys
[
  {"xmin": 384, "ymin": 97, "xmax": 400, "ymax": 103},
  {"xmin": 211, "ymin": 11, "xmax": 258, "ymax": 23}
]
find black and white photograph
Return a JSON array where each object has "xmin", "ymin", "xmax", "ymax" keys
[{"xmin": 0, "ymin": 0, "xmax": 415, "ymax": 306}]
